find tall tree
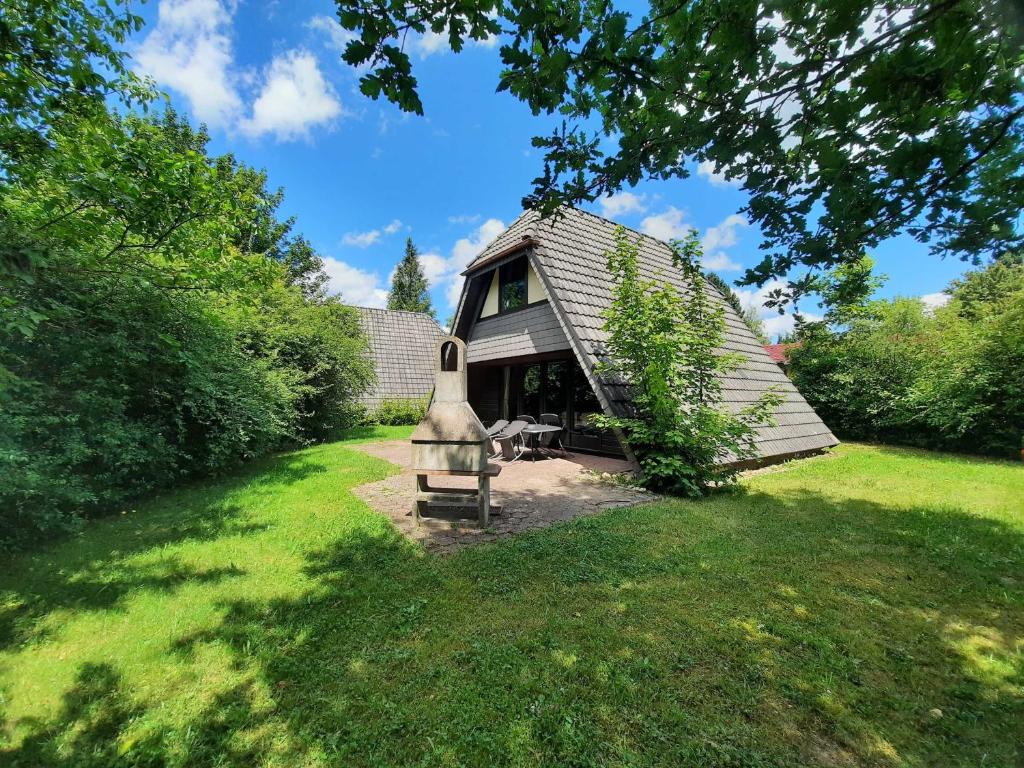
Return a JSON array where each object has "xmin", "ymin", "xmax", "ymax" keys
[
  {"xmin": 331, "ymin": 0, "xmax": 1024, "ymax": 302},
  {"xmin": 387, "ymin": 238, "xmax": 434, "ymax": 316}
]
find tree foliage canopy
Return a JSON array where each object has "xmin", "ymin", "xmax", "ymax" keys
[
  {"xmin": 788, "ymin": 258, "xmax": 1024, "ymax": 456},
  {"xmin": 332, "ymin": 0, "xmax": 1024, "ymax": 299}
]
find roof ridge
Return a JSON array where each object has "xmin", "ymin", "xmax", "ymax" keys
[
  {"xmin": 558, "ymin": 205, "xmax": 676, "ymax": 250},
  {"xmin": 352, "ymin": 305, "xmax": 442, "ymax": 321}
]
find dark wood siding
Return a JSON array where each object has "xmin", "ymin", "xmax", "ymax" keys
[
  {"xmin": 467, "ymin": 301, "xmax": 570, "ymax": 363},
  {"xmin": 468, "ymin": 365, "xmax": 504, "ymax": 425}
]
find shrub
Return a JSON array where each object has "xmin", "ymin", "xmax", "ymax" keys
[
  {"xmin": 370, "ymin": 397, "xmax": 429, "ymax": 426},
  {"xmin": 788, "ymin": 258, "xmax": 1024, "ymax": 457},
  {"xmin": 595, "ymin": 228, "xmax": 781, "ymax": 496}
]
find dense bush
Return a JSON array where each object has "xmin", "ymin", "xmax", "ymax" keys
[
  {"xmin": 0, "ymin": 109, "xmax": 372, "ymax": 548},
  {"xmin": 596, "ymin": 228, "xmax": 781, "ymax": 496},
  {"xmin": 789, "ymin": 259, "xmax": 1024, "ymax": 457},
  {"xmin": 370, "ymin": 397, "xmax": 429, "ymax": 426}
]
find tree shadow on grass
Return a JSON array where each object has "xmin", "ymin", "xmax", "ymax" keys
[
  {"xmin": 0, "ymin": 453, "xmax": 331, "ymax": 652},
  {"xmin": 3, "ymin": 485, "xmax": 1023, "ymax": 766}
]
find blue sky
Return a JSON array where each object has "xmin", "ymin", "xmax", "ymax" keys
[{"xmin": 129, "ymin": 0, "xmax": 971, "ymax": 337}]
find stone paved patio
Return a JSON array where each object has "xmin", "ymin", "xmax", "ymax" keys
[{"xmin": 352, "ymin": 441, "xmax": 657, "ymax": 554}]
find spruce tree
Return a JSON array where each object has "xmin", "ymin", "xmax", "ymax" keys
[{"xmin": 387, "ymin": 238, "xmax": 434, "ymax": 317}]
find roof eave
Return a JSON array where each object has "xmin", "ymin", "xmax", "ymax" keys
[{"xmin": 460, "ymin": 237, "xmax": 539, "ymax": 276}]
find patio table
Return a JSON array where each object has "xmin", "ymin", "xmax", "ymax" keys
[{"xmin": 520, "ymin": 424, "xmax": 563, "ymax": 462}]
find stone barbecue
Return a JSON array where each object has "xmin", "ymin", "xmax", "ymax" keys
[{"xmin": 410, "ymin": 336, "xmax": 500, "ymax": 525}]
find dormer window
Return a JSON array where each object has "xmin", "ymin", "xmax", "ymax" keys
[{"xmin": 499, "ymin": 259, "xmax": 527, "ymax": 312}]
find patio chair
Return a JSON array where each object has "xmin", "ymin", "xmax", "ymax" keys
[
  {"xmin": 517, "ymin": 414, "xmax": 537, "ymax": 424},
  {"xmin": 485, "ymin": 418, "xmax": 509, "ymax": 437},
  {"xmin": 493, "ymin": 420, "xmax": 529, "ymax": 461},
  {"xmin": 538, "ymin": 414, "xmax": 567, "ymax": 456}
]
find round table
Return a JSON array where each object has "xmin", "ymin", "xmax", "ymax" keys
[{"xmin": 520, "ymin": 424, "xmax": 563, "ymax": 462}]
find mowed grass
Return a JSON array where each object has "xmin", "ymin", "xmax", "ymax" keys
[{"xmin": 1, "ymin": 431, "xmax": 1022, "ymax": 767}]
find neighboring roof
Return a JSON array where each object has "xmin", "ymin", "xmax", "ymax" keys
[
  {"xmin": 764, "ymin": 342, "xmax": 801, "ymax": 365},
  {"xmin": 355, "ymin": 307, "xmax": 445, "ymax": 411},
  {"xmin": 455, "ymin": 207, "xmax": 838, "ymax": 462}
]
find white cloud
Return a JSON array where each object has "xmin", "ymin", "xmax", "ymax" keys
[
  {"xmin": 134, "ymin": 0, "xmax": 242, "ymax": 127},
  {"xmin": 306, "ymin": 14, "xmax": 356, "ymax": 52},
  {"xmin": 702, "ymin": 213, "xmax": 748, "ymax": 252},
  {"xmin": 598, "ymin": 191, "xmax": 647, "ymax": 218},
  {"xmin": 448, "ymin": 214, "xmax": 481, "ymax": 225},
  {"xmin": 697, "ymin": 159, "xmax": 743, "ymax": 188},
  {"xmin": 414, "ymin": 218, "xmax": 506, "ymax": 309},
  {"xmin": 239, "ymin": 50, "xmax": 341, "ymax": 140},
  {"xmin": 412, "ymin": 23, "xmax": 499, "ymax": 59},
  {"xmin": 322, "ymin": 257, "xmax": 388, "ymax": 307},
  {"xmin": 920, "ymin": 291, "xmax": 950, "ymax": 311},
  {"xmin": 342, "ymin": 219, "xmax": 404, "ymax": 248},
  {"xmin": 136, "ymin": 2, "xmax": 342, "ymax": 141},
  {"xmin": 640, "ymin": 206, "xmax": 690, "ymax": 241},
  {"xmin": 702, "ymin": 252, "xmax": 741, "ymax": 272},
  {"xmin": 734, "ymin": 278, "xmax": 821, "ymax": 339}
]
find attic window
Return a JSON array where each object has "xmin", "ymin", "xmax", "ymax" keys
[{"xmin": 499, "ymin": 258, "xmax": 527, "ymax": 312}]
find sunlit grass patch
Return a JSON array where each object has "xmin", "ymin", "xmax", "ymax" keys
[{"xmin": 1, "ymin": 435, "xmax": 1021, "ymax": 766}]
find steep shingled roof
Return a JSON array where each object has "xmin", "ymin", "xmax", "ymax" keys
[
  {"xmin": 458, "ymin": 207, "xmax": 838, "ymax": 462},
  {"xmin": 355, "ymin": 307, "xmax": 445, "ymax": 411}
]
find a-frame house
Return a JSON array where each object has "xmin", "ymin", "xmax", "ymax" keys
[{"xmin": 450, "ymin": 206, "xmax": 838, "ymax": 465}]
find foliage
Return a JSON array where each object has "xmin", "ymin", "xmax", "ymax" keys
[
  {"xmin": 331, "ymin": 0, "xmax": 1024, "ymax": 299},
  {"xmin": 789, "ymin": 259, "xmax": 1024, "ymax": 456},
  {"xmin": 369, "ymin": 396, "xmax": 429, "ymax": 426},
  {"xmin": 0, "ymin": 109, "xmax": 371, "ymax": 548},
  {"xmin": 0, "ymin": 0, "xmax": 146, "ymax": 170},
  {"xmin": 705, "ymin": 271, "xmax": 767, "ymax": 343},
  {"xmin": 1, "ymin": 434, "xmax": 1022, "ymax": 766},
  {"xmin": 387, "ymin": 238, "xmax": 434, "ymax": 316},
  {"xmin": 596, "ymin": 228, "xmax": 781, "ymax": 495}
]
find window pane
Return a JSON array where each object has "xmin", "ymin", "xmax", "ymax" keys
[{"xmin": 499, "ymin": 259, "xmax": 527, "ymax": 312}]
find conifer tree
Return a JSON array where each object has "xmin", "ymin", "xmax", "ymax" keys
[{"xmin": 387, "ymin": 238, "xmax": 434, "ymax": 317}]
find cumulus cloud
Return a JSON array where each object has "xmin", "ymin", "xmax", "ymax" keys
[
  {"xmin": 696, "ymin": 160, "xmax": 743, "ymax": 188},
  {"xmin": 341, "ymin": 219, "xmax": 404, "ymax": 248},
  {"xmin": 321, "ymin": 257, "xmax": 388, "ymax": 307},
  {"xmin": 239, "ymin": 50, "xmax": 341, "ymax": 140},
  {"xmin": 735, "ymin": 279, "xmax": 821, "ymax": 339},
  {"xmin": 136, "ymin": 1, "xmax": 342, "ymax": 141},
  {"xmin": 134, "ymin": 0, "xmax": 242, "ymax": 127},
  {"xmin": 702, "ymin": 252, "xmax": 741, "ymax": 272},
  {"xmin": 412, "ymin": 23, "xmax": 499, "ymax": 59},
  {"xmin": 920, "ymin": 291, "xmax": 951, "ymax": 311},
  {"xmin": 702, "ymin": 213, "xmax": 748, "ymax": 252},
  {"xmin": 598, "ymin": 191, "xmax": 647, "ymax": 218},
  {"xmin": 306, "ymin": 14, "xmax": 356, "ymax": 51},
  {"xmin": 640, "ymin": 206, "xmax": 690, "ymax": 241},
  {"xmin": 408, "ymin": 218, "xmax": 506, "ymax": 309}
]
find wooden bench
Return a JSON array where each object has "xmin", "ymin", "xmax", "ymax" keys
[{"xmin": 414, "ymin": 463, "xmax": 502, "ymax": 527}]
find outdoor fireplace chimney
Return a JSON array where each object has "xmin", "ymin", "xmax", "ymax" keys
[{"xmin": 410, "ymin": 336, "xmax": 489, "ymax": 472}]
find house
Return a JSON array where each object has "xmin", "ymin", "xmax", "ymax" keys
[
  {"xmin": 355, "ymin": 307, "xmax": 445, "ymax": 412},
  {"xmin": 450, "ymin": 207, "xmax": 838, "ymax": 465},
  {"xmin": 764, "ymin": 342, "xmax": 801, "ymax": 372}
]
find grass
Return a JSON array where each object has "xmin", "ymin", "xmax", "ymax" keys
[{"xmin": 1, "ymin": 429, "xmax": 1022, "ymax": 767}]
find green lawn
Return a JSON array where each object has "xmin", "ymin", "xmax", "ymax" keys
[{"xmin": 1, "ymin": 429, "xmax": 1022, "ymax": 767}]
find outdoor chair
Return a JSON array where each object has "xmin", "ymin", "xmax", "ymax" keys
[
  {"xmin": 517, "ymin": 414, "xmax": 537, "ymax": 424},
  {"xmin": 493, "ymin": 420, "xmax": 529, "ymax": 461},
  {"xmin": 485, "ymin": 419, "xmax": 509, "ymax": 437},
  {"xmin": 538, "ymin": 414, "xmax": 567, "ymax": 456}
]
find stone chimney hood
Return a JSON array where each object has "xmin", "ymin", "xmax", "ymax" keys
[{"xmin": 410, "ymin": 336, "xmax": 490, "ymax": 473}]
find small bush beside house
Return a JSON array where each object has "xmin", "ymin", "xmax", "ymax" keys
[{"xmin": 596, "ymin": 228, "xmax": 782, "ymax": 495}]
